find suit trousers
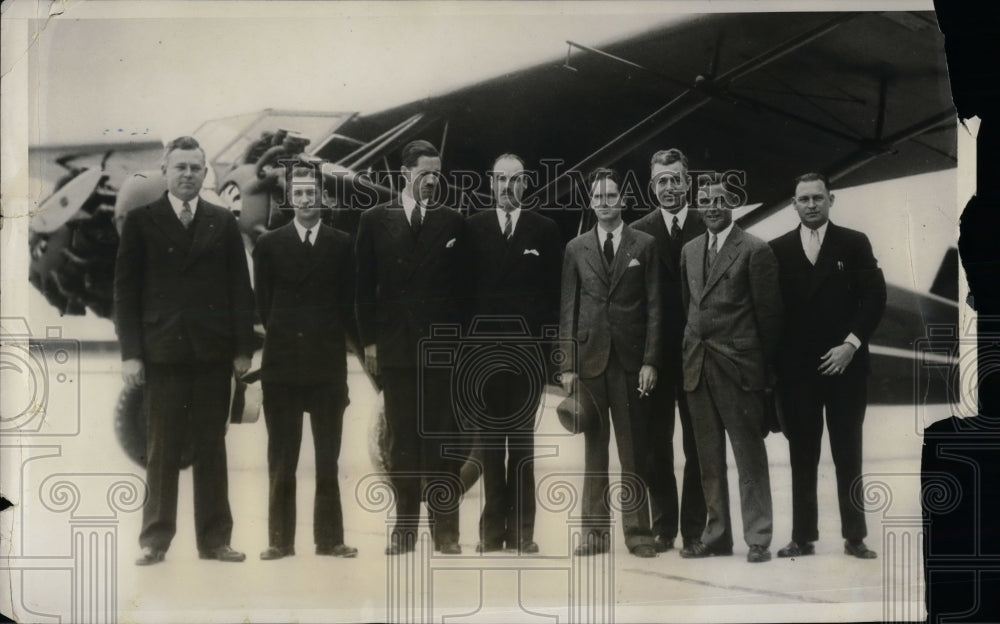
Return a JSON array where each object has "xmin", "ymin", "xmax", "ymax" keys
[
  {"xmin": 780, "ymin": 372, "xmax": 868, "ymax": 543},
  {"xmin": 646, "ymin": 366, "xmax": 706, "ymax": 544},
  {"xmin": 580, "ymin": 348, "xmax": 654, "ymax": 551},
  {"xmin": 686, "ymin": 355, "xmax": 773, "ymax": 550},
  {"xmin": 140, "ymin": 361, "xmax": 233, "ymax": 553},
  {"xmin": 478, "ymin": 369, "xmax": 539, "ymax": 547},
  {"xmin": 382, "ymin": 367, "xmax": 462, "ymax": 546},
  {"xmin": 262, "ymin": 381, "xmax": 348, "ymax": 550}
]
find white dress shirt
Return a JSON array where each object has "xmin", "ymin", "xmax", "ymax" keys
[
  {"xmin": 799, "ymin": 221, "xmax": 861, "ymax": 349},
  {"xmin": 167, "ymin": 193, "xmax": 197, "ymax": 220},
  {"xmin": 660, "ymin": 204, "xmax": 689, "ymax": 233},
  {"xmin": 496, "ymin": 207, "xmax": 522, "ymax": 236},
  {"xmin": 293, "ymin": 218, "xmax": 318, "ymax": 245},
  {"xmin": 596, "ymin": 221, "xmax": 625, "ymax": 256},
  {"xmin": 401, "ymin": 192, "xmax": 424, "ymax": 225}
]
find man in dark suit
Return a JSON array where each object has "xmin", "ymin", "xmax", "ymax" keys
[
  {"xmin": 631, "ymin": 148, "xmax": 707, "ymax": 553},
  {"xmin": 770, "ymin": 173, "xmax": 886, "ymax": 560},
  {"xmin": 115, "ymin": 136, "xmax": 255, "ymax": 565},
  {"xmin": 253, "ymin": 165, "xmax": 359, "ymax": 561},
  {"xmin": 355, "ymin": 140, "xmax": 467, "ymax": 555},
  {"xmin": 560, "ymin": 168, "xmax": 662, "ymax": 558},
  {"xmin": 679, "ymin": 180, "xmax": 782, "ymax": 564},
  {"xmin": 466, "ymin": 153, "xmax": 562, "ymax": 554}
]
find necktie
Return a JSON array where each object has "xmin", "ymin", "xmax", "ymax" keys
[
  {"xmin": 805, "ymin": 228, "xmax": 820, "ymax": 265},
  {"xmin": 304, "ymin": 229, "xmax": 312, "ymax": 247},
  {"xmin": 670, "ymin": 215, "xmax": 681, "ymax": 239},
  {"xmin": 179, "ymin": 201, "xmax": 193, "ymax": 229},
  {"xmin": 603, "ymin": 231, "xmax": 615, "ymax": 264},
  {"xmin": 503, "ymin": 213, "xmax": 513, "ymax": 240},
  {"xmin": 707, "ymin": 234, "xmax": 718, "ymax": 269},
  {"xmin": 410, "ymin": 206, "xmax": 422, "ymax": 237}
]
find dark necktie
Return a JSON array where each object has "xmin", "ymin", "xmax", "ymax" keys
[
  {"xmin": 503, "ymin": 212, "xmax": 513, "ymax": 240},
  {"xmin": 179, "ymin": 201, "xmax": 193, "ymax": 229},
  {"xmin": 304, "ymin": 229, "xmax": 312, "ymax": 247},
  {"xmin": 707, "ymin": 234, "xmax": 718, "ymax": 269},
  {"xmin": 603, "ymin": 231, "xmax": 615, "ymax": 264},
  {"xmin": 670, "ymin": 215, "xmax": 681, "ymax": 239},
  {"xmin": 410, "ymin": 206, "xmax": 422, "ymax": 237}
]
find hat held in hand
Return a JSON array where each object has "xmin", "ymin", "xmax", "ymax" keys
[{"xmin": 556, "ymin": 379, "xmax": 599, "ymax": 434}]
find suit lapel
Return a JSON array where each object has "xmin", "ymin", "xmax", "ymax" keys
[
  {"xmin": 582, "ymin": 227, "xmax": 609, "ymax": 288},
  {"xmin": 380, "ymin": 202, "xmax": 414, "ymax": 256},
  {"xmin": 498, "ymin": 212, "xmax": 524, "ymax": 269},
  {"xmin": 407, "ymin": 206, "xmax": 452, "ymax": 280},
  {"xmin": 689, "ymin": 232, "xmax": 707, "ymax": 302},
  {"xmin": 278, "ymin": 222, "xmax": 314, "ymax": 282},
  {"xmin": 183, "ymin": 199, "xmax": 221, "ymax": 270},
  {"xmin": 608, "ymin": 226, "xmax": 638, "ymax": 295},
  {"xmin": 700, "ymin": 226, "xmax": 743, "ymax": 299},
  {"xmin": 148, "ymin": 196, "xmax": 192, "ymax": 253}
]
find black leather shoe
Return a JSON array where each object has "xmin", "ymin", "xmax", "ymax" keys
[
  {"xmin": 747, "ymin": 545, "xmax": 771, "ymax": 563},
  {"xmin": 679, "ymin": 540, "xmax": 733, "ymax": 558},
  {"xmin": 845, "ymin": 540, "xmax": 877, "ymax": 559},
  {"xmin": 135, "ymin": 547, "xmax": 165, "ymax": 566},
  {"xmin": 475, "ymin": 541, "xmax": 504, "ymax": 553},
  {"xmin": 776, "ymin": 541, "xmax": 814, "ymax": 558},
  {"xmin": 439, "ymin": 541, "xmax": 462, "ymax": 555},
  {"xmin": 573, "ymin": 542, "xmax": 609, "ymax": 556},
  {"xmin": 260, "ymin": 546, "xmax": 294, "ymax": 560},
  {"xmin": 632, "ymin": 544, "xmax": 658, "ymax": 558},
  {"xmin": 317, "ymin": 544, "xmax": 358, "ymax": 558},
  {"xmin": 517, "ymin": 541, "xmax": 540, "ymax": 555},
  {"xmin": 653, "ymin": 536, "xmax": 674, "ymax": 553},
  {"xmin": 384, "ymin": 543, "xmax": 414, "ymax": 556},
  {"xmin": 199, "ymin": 545, "xmax": 246, "ymax": 562}
]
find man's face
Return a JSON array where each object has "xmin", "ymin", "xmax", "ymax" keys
[
  {"xmin": 590, "ymin": 177, "xmax": 623, "ymax": 226},
  {"xmin": 700, "ymin": 191, "xmax": 734, "ymax": 234},
  {"xmin": 162, "ymin": 148, "xmax": 207, "ymax": 201},
  {"xmin": 290, "ymin": 176, "xmax": 321, "ymax": 225},
  {"xmin": 793, "ymin": 179, "xmax": 834, "ymax": 229},
  {"xmin": 404, "ymin": 155, "xmax": 442, "ymax": 203},
  {"xmin": 492, "ymin": 157, "xmax": 527, "ymax": 212},
  {"xmin": 651, "ymin": 161, "xmax": 688, "ymax": 211}
]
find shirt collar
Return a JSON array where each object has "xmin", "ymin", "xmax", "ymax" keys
[
  {"xmin": 660, "ymin": 204, "xmax": 688, "ymax": 230},
  {"xmin": 497, "ymin": 206, "xmax": 521, "ymax": 233},
  {"xmin": 167, "ymin": 192, "xmax": 197, "ymax": 217},
  {"xmin": 597, "ymin": 220, "xmax": 624, "ymax": 241},
  {"xmin": 401, "ymin": 191, "xmax": 420, "ymax": 219},
  {"xmin": 293, "ymin": 218, "xmax": 318, "ymax": 244},
  {"xmin": 709, "ymin": 221, "xmax": 735, "ymax": 249},
  {"xmin": 800, "ymin": 220, "xmax": 829, "ymax": 247}
]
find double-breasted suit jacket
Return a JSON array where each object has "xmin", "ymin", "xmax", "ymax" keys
[
  {"xmin": 466, "ymin": 208, "xmax": 562, "ymax": 548},
  {"xmin": 354, "ymin": 199, "xmax": 468, "ymax": 546}
]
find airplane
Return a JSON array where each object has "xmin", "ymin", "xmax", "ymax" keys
[{"xmin": 25, "ymin": 10, "xmax": 958, "ymax": 472}]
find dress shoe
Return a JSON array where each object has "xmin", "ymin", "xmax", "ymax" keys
[
  {"xmin": 747, "ymin": 545, "xmax": 771, "ymax": 563},
  {"xmin": 517, "ymin": 541, "xmax": 540, "ymax": 555},
  {"xmin": 438, "ymin": 542, "xmax": 462, "ymax": 555},
  {"xmin": 573, "ymin": 542, "xmax": 609, "ymax": 556},
  {"xmin": 653, "ymin": 536, "xmax": 674, "ymax": 553},
  {"xmin": 260, "ymin": 546, "xmax": 295, "ymax": 560},
  {"xmin": 631, "ymin": 544, "xmax": 658, "ymax": 558},
  {"xmin": 776, "ymin": 541, "xmax": 814, "ymax": 558},
  {"xmin": 679, "ymin": 540, "xmax": 733, "ymax": 559},
  {"xmin": 476, "ymin": 541, "xmax": 504, "ymax": 553},
  {"xmin": 844, "ymin": 540, "xmax": 877, "ymax": 559},
  {"xmin": 199, "ymin": 545, "xmax": 246, "ymax": 562},
  {"xmin": 135, "ymin": 547, "xmax": 165, "ymax": 566},
  {"xmin": 317, "ymin": 544, "xmax": 358, "ymax": 558},
  {"xmin": 384, "ymin": 543, "xmax": 415, "ymax": 556}
]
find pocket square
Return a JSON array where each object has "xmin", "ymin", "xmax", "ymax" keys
[
  {"xmin": 627, "ymin": 258, "xmax": 641, "ymax": 268},
  {"xmin": 837, "ymin": 260, "xmax": 844, "ymax": 270},
  {"xmin": 523, "ymin": 248, "xmax": 540, "ymax": 256},
  {"xmin": 446, "ymin": 238, "xmax": 456, "ymax": 248}
]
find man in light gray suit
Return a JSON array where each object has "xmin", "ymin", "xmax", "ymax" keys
[
  {"xmin": 678, "ymin": 179, "xmax": 783, "ymax": 564},
  {"xmin": 560, "ymin": 168, "xmax": 662, "ymax": 558}
]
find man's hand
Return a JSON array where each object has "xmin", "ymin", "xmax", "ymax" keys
[
  {"xmin": 638, "ymin": 365, "xmax": 658, "ymax": 396},
  {"xmin": 819, "ymin": 343, "xmax": 856, "ymax": 375},
  {"xmin": 233, "ymin": 355, "xmax": 251, "ymax": 378},
  {"xmin": 560, "ymin": 371, "xmax": 577, "ymax": 395},
  {"xmin": 364, "ymin": 344, "xmax": 379, "ymax": 378},
  {"xmin": 122, "ymin": 359, "xmax": 144, "ymax": 388}
]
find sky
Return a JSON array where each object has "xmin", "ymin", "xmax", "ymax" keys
[{"xmin": 26, "ymin": 3, "xmax": 689, "ymax": 146}]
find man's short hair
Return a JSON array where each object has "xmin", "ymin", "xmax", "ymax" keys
[
  {"xmin": 587, "ymin": 167, "xmax": 621, "ymax": 192},
  {"xmin": 290, "ymin": 165, "xmax": 317, "ymax": 181},
  {"xmin": 401, "ymin": 140, "xmax": 440, "ymax": 168},
  {"xmin": 162, "ymin": 136, "xmax": 204, "ymax": 163},
  {"xmin": 491, "ymin": 152, "xmax": 526, "ymax": 172},
  {"xmin": 650, "ymin": 148, "xmax": 688, "ymax": 170},
  {"xmin": 794, "ymin": 172, "xmax": 831, "ymax": 194}
]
